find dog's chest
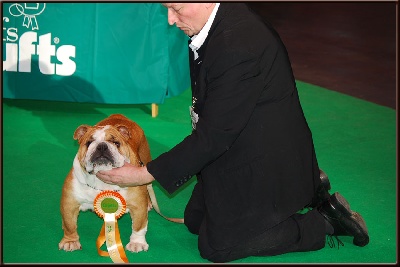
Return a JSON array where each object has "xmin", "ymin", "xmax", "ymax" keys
[{"xmin": 72, "ymin": 173, "xmax": 128, "ymax": 211}]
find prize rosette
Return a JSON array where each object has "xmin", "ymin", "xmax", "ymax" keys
[
  {"xmin": 94, "ymin": 190, "xmax": 129, "ymax": 263},
  {"xmin": 94, "ymin": 191, "xmax": 126, "ymax": 219}
]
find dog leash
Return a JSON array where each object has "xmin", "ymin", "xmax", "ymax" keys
[{"xmin": 146, "ymin": 183, "xmax": 184, "ymax": 224}]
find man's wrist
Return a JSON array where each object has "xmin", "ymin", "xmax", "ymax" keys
[{"xmin": 142, "ymin": 165, "xmax": 155, "ymax": 184}]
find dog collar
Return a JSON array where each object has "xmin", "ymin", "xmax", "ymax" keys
[{"xmin": 85, "ymin": 183, "xmax": 120, "ymax": 192}]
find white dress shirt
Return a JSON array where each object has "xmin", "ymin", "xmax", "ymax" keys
[{"xmin": 189, "ymin": 3, "xmax": 220, "ymax": 60}]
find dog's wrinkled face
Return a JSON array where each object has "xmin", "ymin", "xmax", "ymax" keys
[{"xmin": 74, "ymin": 124, "xmax": 131, "ymax": 175}]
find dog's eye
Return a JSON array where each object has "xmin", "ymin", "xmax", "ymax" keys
[
  {"xmin": 86, "ymin": 141, "xmax": 92, "ymax": 147},
  {"xmin": 113, "ymin": 141, "xmax": 120, "ymax": 148}
]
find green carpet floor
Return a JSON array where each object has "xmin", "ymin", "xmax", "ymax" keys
[{"xmin": 1, "ymin": 81, "xmax": 397, "ymax": 264}]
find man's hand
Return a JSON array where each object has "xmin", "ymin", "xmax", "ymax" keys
[{"xmin": 96, "ymin": 161, "xmax": 155, "ymax": 187}]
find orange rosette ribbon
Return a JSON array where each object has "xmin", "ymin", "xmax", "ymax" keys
[{"xmin": 93, "ymin": 190, "xmax": 129, "ymax": 263}]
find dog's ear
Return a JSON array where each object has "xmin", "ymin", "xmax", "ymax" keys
[
  {"xmin": 73, "ymin": 125, "xmax": 91, "ymax": 141},
  {"xmin": 117, "ymin": 125, "xmax": 131, "ymax": 139}
]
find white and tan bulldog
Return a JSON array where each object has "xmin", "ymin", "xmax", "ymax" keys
[{"xmin": 59, "ymin": 114, "xmax": 152, "ymax": 253}]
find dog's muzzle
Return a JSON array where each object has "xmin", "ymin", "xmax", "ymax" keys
[
  {"xmin": 85, "ymin": 141, "xmax": 123, "ymax": 174},
  {"xmin": 90, "ymin": 142, "xmax": 114, "ymax": 165}
]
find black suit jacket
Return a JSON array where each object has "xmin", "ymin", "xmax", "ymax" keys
[{"xmin": 147, "ymin": 3, "xmax": 321, "ymax": 250}]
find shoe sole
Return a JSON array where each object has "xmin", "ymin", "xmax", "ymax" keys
[
  {"xmin": 306, "ymin": 170, "xmax": 331, "ymax": 209},
  {"xmin": 330, "ymin": 192, "xmax": 369, "ymax": 247},
  {"xmin": 320, "ymin": 169, "xmax": 331, "ymax": 191}
]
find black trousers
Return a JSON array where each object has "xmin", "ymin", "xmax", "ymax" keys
[{"xmin": 184, "ymin": 179, "xmax": 327, "ymax": 263}]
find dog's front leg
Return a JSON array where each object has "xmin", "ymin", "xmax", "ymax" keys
[
  {"xmin": 59, "ymin": 181, "xmax": 82, "ymax": 251},
  {"xmin": 125, "ymin": 189, "xmax": 149, "ymax": 253}
]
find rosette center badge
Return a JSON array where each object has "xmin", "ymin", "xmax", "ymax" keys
[{"xmin": 94, "ymin": 191, "xmax": 126, "ymax": 218}]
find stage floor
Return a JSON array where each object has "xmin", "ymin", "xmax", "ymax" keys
[{"xmin": 2, "ymin": 83, "xmax": 396, "ymax": 263}]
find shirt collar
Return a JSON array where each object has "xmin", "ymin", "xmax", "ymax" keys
[{"xmin": 189, "ymin": 3, "xmax": 220, "ymax": 58}]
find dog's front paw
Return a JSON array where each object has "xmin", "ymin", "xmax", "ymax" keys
[
  {"xmin": 126, "ymin": 230, "xmax": 149, "ymax": 253},
  {"xmin": 126, "ymin": 241, "xmax": 149, "ymax": 253},
  {"xmin": 59, "ymin": 239, "xmax": 82, "ymax": 251}
]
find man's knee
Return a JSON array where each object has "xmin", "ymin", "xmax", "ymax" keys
[
  {"xmin": 199, "ymin": 248, "xmax": 231, "ymax": 263},
  {"xmin": 184, "ymin": 218, "xmax": 201, "ymax": 235},
  {"xmin": 198, "ymin": 232, "xmax": 236, "ymax": 263},
  {"xmin": 184, "ymin": 181, "xmax": 205, "ymax": 235},
  {"xmin": 184, "ymin": 209, "xmax": 203, "ymax": 235}
]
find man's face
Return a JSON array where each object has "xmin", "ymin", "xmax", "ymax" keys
[{"xmin": 163, "ymin": 3, "xmax": 214, "ymax": 37}]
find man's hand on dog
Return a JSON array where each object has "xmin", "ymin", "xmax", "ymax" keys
[{"xmin": 96, "ymin": 161, "xmax": 155, "ymax": 187}]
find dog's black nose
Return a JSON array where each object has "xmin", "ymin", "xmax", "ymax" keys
[{"xmin": 97, "ymin": 142, "xmax": 108, "ymax": 152}]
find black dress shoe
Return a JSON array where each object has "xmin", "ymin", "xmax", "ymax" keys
[
  {"xmin": 308, "ymin": 169, "xmax": 331, "ymax": 208},
  {"xmin": 318, "ymin": 192, "xmax": 369, "ymax": 247}
]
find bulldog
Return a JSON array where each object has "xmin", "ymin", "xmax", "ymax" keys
[{"xmin": 59, "ymin": 114, "xmax": 152, "ymax": 253}]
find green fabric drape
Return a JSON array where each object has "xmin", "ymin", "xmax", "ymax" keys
[{"xmin": 2, "ymin": 3, "xmax": 190, "ymax": 104}]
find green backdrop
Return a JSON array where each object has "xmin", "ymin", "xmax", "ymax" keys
[{"xmin": 2, "ymin": 3, "xmax": 190, "ymax": 104}]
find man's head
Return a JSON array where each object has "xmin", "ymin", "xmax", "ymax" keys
[{"xmin": 162, "ymin": 3, "xmax": 216, "ymax": 37}]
